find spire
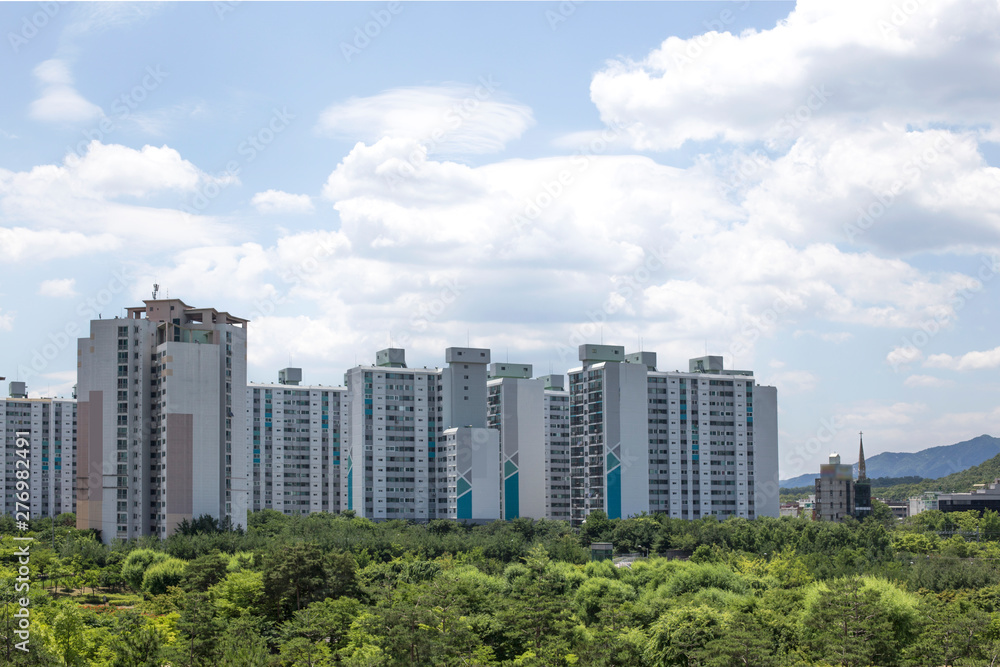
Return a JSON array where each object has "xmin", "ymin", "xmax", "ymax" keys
[{"xmin": 857, "ymin": 431, "xmax": 867, "ymax": 481}]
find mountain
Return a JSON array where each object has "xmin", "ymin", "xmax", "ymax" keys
[{"xmin": 779, "ymin": 434, "xmax": 1000, "ymax": 488}]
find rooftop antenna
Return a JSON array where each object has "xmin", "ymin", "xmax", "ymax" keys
[
  {"xmin": 152, "ymin": 283, "xmax": 159, "ymax": 299},
  {"xmin": 600, "ymin": 326, "xmax": 603, "ymax": 344}
]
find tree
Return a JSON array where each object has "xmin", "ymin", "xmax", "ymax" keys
[
  {"xmin": 182, "ymin": 551, "xmax": 229, "ymax": 592},
  {"xmin": 216, "ymin": 616, "xmax": 271, "ymax": 667},
  {"xmin": 168, "ymin": 592, "xmax": 223, "ymax": 667},
  {"xmin": 496, "ymin": 546, "xmax": 577, "ymax": 664},
  {"xmin": 109, "ymin": 613, "xmax": 162, "ymax": 667},
  {"xmin": 802, "ymin": 577, "xmax": 897, "ymax": 667},
  {"xmin": 645, "ymin": 604, "xmax": 729, "ymax": 667},
  {"xmin": 142, "ymin": 557, "xmax": 187, "ymax": 595},
  {"xmin": 263, "ymin": 544, "xmax": 359, "ymax": 621},
  {"xmin": 120, "ymin": 549, "xmax": 169, "ymax": 592},
  {"xmin": 904, "ymin": 598, "xmax": 988, "ymax": 666}
]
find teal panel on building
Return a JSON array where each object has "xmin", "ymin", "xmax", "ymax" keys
[
  {"xmin": 607, "ymin": 466, "xmax": 621, "ymax": 519},
  {"xmin": 457, "ymin": 491, "xmax": 472, "ymax": 520},
  {"xmin": 505, "ymin": 471, "xmax": 519, "ymax": 519}
]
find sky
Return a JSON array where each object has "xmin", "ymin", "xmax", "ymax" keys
[{"xmin": 1, "ymin": 0, "xmax": 998, "ymax": 480}]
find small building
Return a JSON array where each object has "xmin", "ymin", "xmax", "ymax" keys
[
  {"xmin": 908, "ymin": 491, "xmax": 939, "ymax": 516},
  {"xmin": 938, "ymin": 479, "xmax": 1000, "ymax": 513},
  {"xmin": 882, "ymin": 501, "xmax": 909, "ymax": 520},
  {"xmin": 814, "ymin": 453, "xmax": 855, "ymax": 522},
  {"xmin": 590, "ymin": 542, "xmax": 614, "ymax": 561}
]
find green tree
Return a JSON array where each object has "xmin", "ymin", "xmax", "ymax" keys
[
  {"xmin": 182, "ymin": 551, "xmax": 229, "ymax": 592},
  {"xmin": 109, "ymin": 613, "xmax": 162, "ymax": 667},
  {"xmin": 263, "ymin": 544, "xmax": 358, "ymax": 620},
  {"xmin": 216, "ymin": 616, "xmax": 271, "ymax": 667},
  {"xmin": 142, "ymin": 557, "xmax": 187, "ymax": 595},
  {"xmin": 801, "ymin": 577, "xmax": 896, "ymax": 667},
  {"xmin": 168, "ymin": 592, "xmax": 223, "ymax": 667},
  {"xmin": 120, "ymin": 549, "xmax": 169, "ymax": 592}
]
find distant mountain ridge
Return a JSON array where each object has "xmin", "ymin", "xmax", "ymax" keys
[{"xmin": 779, "ymin": 434, "xmax": 1000, "ymax": 488}]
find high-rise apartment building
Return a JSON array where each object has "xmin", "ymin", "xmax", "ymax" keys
[
  {"xmin": 342, "ymin": 347, "xmax": 500, "ymax": 522},
  {"xmin": 543, "ymin": 375, "xmax": 572, "ymax": 521},
  {"xmin": 247, "ymin": 369, "xmax": 346, "ymax": 516},
  {"xmin": 1, "ymin": 381, "xmax": 77, "ymax": 520},
  {"xmin": 76, "ymin": 298, "xmax": 249, "ymax": 543},
  {"xmin": 569, "ymin": 346, "xmax": 779, "ymax": 525},
  {"xmin": 486, "ymin": 365, "xmax": 571, "ymax": 520}
]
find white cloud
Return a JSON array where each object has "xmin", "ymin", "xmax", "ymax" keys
[
  {"xmin": 887, "ymin": 344, "xmax": 923, "ymax": 369},
  {"xmin": 0, "ymin": 309, "xmax": 13, "ymax": 331},
  {"xmin": 903, "ymin": 374, "xmax": 954, "ymax": 388},
  {"xmin": 925, "ymin": 346, "xmax": 1000, "ymax": 371},
  {"xmin": 0, "ymin": 142, "xmax": 233, "ymax": 253},
  {"xmin": 316, "ymin": 85, "xmax": 534, "ymax": 154},
  {"xmin": 590, "ymin": 0, "xmax": 1000, "ymax": 151},
  {"xmin": 38, "ymin": 278, "xmax": 78, "ymax": 298},
  {"xmin": 251, "ymin": 190, "xmax": 315, "ymax": 215},
  {"xmin": 28, "ymin": 59, "xmax": 103, "ymax": 125},
  {"xmin": 0, "ymin": 227, "xmax": 121, "ymax": 262}
]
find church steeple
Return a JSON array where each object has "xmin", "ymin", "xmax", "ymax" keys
[{"xmin": 857, "ymin": 431, "xmax": 867, "ymax": 481}]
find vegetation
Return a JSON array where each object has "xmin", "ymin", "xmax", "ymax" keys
[{"xmin": 4, "ymin": 508, "xmax": 1000, "ymax": 665}]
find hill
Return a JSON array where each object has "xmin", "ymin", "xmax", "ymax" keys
[
  {"xmin": 780, "ymin": 434, "xmax": 1000, "ymax": 488},
  {"xmin": 781, "ymin": 451, "xmax": 1000, "ymax": 502}
]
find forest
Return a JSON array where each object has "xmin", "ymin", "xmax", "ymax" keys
[{"xmin": 3, "ymin": 503, "xmax": 1000, "ymax": 667}]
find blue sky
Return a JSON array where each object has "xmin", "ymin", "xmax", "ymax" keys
[{"xmin": 1, "ymin": 1, "xmax": 999, "ymax": 479}]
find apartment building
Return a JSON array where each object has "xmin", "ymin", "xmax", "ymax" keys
[
  {"xmin": 247, "ymin": 368, "xmax": 346, "ymax": 515},
  {"xmin": 569, "ymin": 345, "xmax": 779, "ymax": 526},
  {"xmin": 0, "ymin": 381, "xmax": 77, "ymax": 520},
  {"xmin": 342, "ymin": 347, "xmax": 500, "ymax": 522},
  {"xmin": 76, "ymin": 297, "xmax": 249, "ymax": 543}
]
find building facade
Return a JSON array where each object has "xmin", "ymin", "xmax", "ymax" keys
[
  {"xmin": 247, "ymin": 369, "xmax": 345, "ymax": 516},
  {"xmin": 569, "ymin": 346, "xmax": 779, "ymax": 526},
  {"xmin": 1, "ymin": 382, "xmax": 77, "ymax": 520},
  {"xmin": 341, "ymin": 347, "xmax": 500, "ymax": 522},
  {"xmin": 814, "ymin": 453, "xmax": 855, "ymax": 521},
  {"xmin": 76, "ymin": 298, "xmax": 249, "ymax": 543},
  {"xmin": 486, "ymin": 366, "xmax": 571, "ymax": 521},
  {"xmin": 938, "ymin": 480, "xmax": 1000, "ymax": 513}
]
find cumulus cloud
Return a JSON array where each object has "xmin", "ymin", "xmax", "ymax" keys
[
  {"xmin": 590, "ymin": 0, "xmax": 1000, "ymax": 150},
  {"xmin": 28, "ymin": 59, "xmax": 103, "ymax": 124},
  {"xmin": 0, "ymin": 309, "xmax": 13, "ymax": 331},
  {"xmin": 925, "ymin": 346, "xmax": 1000, "ymax": 371},
  {"xmin": 316, "ymin": 85, "xmax": 534, "ymax": 154},
  {"xmin": 886, "ymin": 344, "xmax": 923, "ymax": 370},
  {"xmin": 251, "ymin": 190, "xmax": 315, "ymax": 215},
  {"xmin": 38, "ymin": 278, "xmax": 78, "ymax": 298},
  {"xmin": 0, "ymin": 141, "xmax": 233, "ymax": 252}
]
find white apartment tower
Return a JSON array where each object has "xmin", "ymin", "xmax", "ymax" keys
[
  {"xmin": 486, "ymin": 366, "xmax": 571, "ymax": 521},
  {"xmin": 569, "ymin": 346, "xmax": 779, "ymax": 525},
  {"xmin": 343, "ymin": 347, "xmax": 500, "ymax": 522},
  {"xmin": 247, "ymin": 369, "xmax": 346, "ymax": 515},
  {"xmin": 1, "ymin": 381, "xmax": 77, "ymax": 520},
  {"xmin": 76, "ymin": 298, "xmax": 249, "ymax": 543}
]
